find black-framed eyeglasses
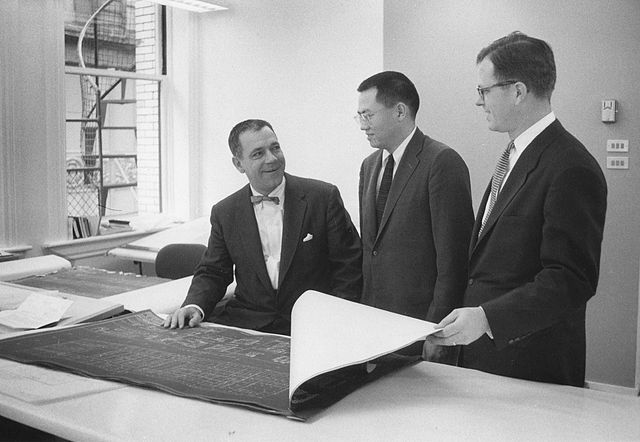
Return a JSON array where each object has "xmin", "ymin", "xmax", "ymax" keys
[{"xmin": 476, "ymin": 80, "xmax": 517, "ymax": 100}]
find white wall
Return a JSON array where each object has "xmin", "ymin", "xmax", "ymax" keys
[
  {"xmin": 384, "ymin": 0, "xmax": 640, "ymax": 389},
  {"xmin": 168, "ymin": 0, "xmax": 383, "ymax": 225}
]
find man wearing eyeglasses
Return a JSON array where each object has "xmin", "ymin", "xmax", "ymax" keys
[
  {"xmin": 427, "ymin": 32, "xmax": 607, "ymax": 386},
  {"xmin": 356, "ymin": 71, "xmax": 474, "ymax": 363},
  {"xmin": 164, "ymin": 119, "xmax": 362, "ymax": 335}
]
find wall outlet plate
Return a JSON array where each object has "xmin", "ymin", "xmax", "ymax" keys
[
  {"xmin": 606, "ymin": 139, "xmax": 629, "ymax": 152},
  {"xmin": 606, "ymin": 156, "xmax": 629, "ymax": 169}
]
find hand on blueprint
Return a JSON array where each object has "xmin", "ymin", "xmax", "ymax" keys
[{"xmin": 162, "ymin": 306, "xmax": 203, "ymax": 329}]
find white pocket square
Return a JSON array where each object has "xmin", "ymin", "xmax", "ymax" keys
[{"xmin": 303, "ymin": 233, "xmax": 313, "ymax": 242}]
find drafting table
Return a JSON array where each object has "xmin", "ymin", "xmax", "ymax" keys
[
  {"xmin": 108, "ymin": 216, "xmax": 210, "ymax": 265},
  {"xmin": 0, "ymin": 357, "xmax": 638, "ymax": 441},
  {"xmin": 0, "ymin": 255, "xmax": 71, "ymax": 282},
  {"xmin": 1, "ymin": 279, "xmax": 639, "ymax": 440},
  {"xmin": 10, "ymin": 266, "xmax": 168, "ymax": 298},
  {"xmin": 0, "ymin": 281, "xmax": 124, "ymax": 337}
]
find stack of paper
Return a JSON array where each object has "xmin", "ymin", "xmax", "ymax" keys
[{"xmin": 0, "ymin": 292, "xmax": 72, "ymax": 329}]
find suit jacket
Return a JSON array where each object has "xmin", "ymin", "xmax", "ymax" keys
[
  {"xmin": 359, "ymin": 128, "xmax": 474, "ymax": 324},
  {"xmin": 183, "ymin": 173, "xmax": 362, "ymax": 335},
  {"xmin": 462, "ymin": 120, "xmax": 607, "ymax": 386}
]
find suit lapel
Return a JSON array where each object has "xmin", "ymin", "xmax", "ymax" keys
[
  {"xmin": 236, "ymin": 185, "xmax": 273, "ymax": 291},
  {"xmin": 376, "ymin": 130, "xmax": 422, "ymax": 240},
  {"xmin": 469, "ymin": 183, "xmax": 491, "ymax": 253},
  {"xmin": 472, "ymin": 120, "xmax": 563, "ymax": 252},
  {"xmin": 363, "ymin": 151, "xmax": 382, "ymax": 244},
  {"xmin": 278, "ymin": 175, "xmax": 307, "ymax": 286}
]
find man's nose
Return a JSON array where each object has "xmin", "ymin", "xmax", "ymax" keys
[{"xmin": 265, "ymin": 150, "xmax": 278, "ymax": 162}]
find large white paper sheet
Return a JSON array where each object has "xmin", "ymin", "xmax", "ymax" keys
[
  {"xmin": 289, "ymin": 291, "xmax": 439, "ymax": 399},
  {"xmin": 0, "ymin": 292, "xmax": 73, "ymax": 329}
]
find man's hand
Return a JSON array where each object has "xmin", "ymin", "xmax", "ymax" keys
[
  {"xmin": 162, "ymin": 306, "xmax": 203, "ymax": 329},
  {"xmin": 422, "ymin": 341, "xmax": 459, "ymax": 365},
  {"xmin": 426, "ymin": 307, "xmax": 491, "ymax": 346}
]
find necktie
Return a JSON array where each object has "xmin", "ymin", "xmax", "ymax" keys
[
  {"xmin": 376, "ymin": 154, "xmax": 394, "ymax": 227},
  {"xmin": 250, "ymin": 195, "xmax": 280, "ymax": 205},
  {"xmin": 479, "ymin": 141, "xmax": 514, "ymax": 235}
]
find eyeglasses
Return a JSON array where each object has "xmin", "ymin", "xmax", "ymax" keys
[
  {"xmin": 476, "ymin": 80, "xmax": 517, "ymax": 100},
  {"xmin": 354, "ymin": 111, "xmax": 378, "ymax": 125}
]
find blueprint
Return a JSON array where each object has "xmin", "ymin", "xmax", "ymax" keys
[
  {"xmin": 0, "ymin": 291, "xmax": 440, "ymax": 420},
  {"xmin": 0, "ymin": 310, "xmax": 293, "ymax": 415}
]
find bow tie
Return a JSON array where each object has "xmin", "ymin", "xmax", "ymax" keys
[{"xmin": 250, "ymin": 195, "xmax": 280, "ymax": 205}]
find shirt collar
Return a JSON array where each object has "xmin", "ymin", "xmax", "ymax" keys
[
  {"xmin": 513, "ymin": 111, "xmax": 556, "ymax": 152},
  {"xmin": 250, "ymin": 176, "xmax": 286, "ymax": 202},
  {"xmin": 382, "ymin": 126, "xmax": 417, "ymax": 165}
]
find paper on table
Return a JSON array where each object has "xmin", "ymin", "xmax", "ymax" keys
[
  {"xmin": 103, "ymin": 276, "xmax": 192, "ymax": 314},
  {"xmin": 288, "ymin": 291, "xmax": 439, "ymax": 400},
  {"xmin": 0, "ymin": 292, "xmax": 73, "ymax": 329},
  {"xmin": 0, "ymin": 359, "xmax": 124, "ymax": 404},
  {"xmin": 125, "ymin": 216, "xmax": 210, "ymax": 252}
]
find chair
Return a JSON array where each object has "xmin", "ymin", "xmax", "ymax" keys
[{"xmin": 155, "ymin": 243, "xmax": 207, "ymax": 279}]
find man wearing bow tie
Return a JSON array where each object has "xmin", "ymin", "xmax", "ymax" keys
[{"xmin": 164, "ymin": 119, "xmax": 362, "ymax": 335}]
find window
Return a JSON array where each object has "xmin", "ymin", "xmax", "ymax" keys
[{"xmin": 64, "ymin": 0, "xmax": 164, "ymax": 237}]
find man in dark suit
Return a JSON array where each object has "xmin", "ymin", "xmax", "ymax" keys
[
  {"xmin": 164, "ymin": 119, "xmax": 362, "ymax": 335},
  {"xmin": 356, "ymin": 71, "xmax": 474, "ymax": 363},
  {"xmin": 427, "ymin": 32, "xmax": 607, "ymax": 386}
]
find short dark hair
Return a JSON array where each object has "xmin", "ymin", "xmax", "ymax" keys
[
  {"xmin": 228, "ymin": 119, "xmax": 275, "ymax": 157},
  {"xmin": 357, "ymin": 71, "xmax": 420, "ymax": 118},
  {"xmin": 477, "ymin": 31, "xmax": 556, "ymax": 100}
]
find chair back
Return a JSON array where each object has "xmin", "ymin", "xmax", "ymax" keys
[{"xmin": 155, "ymin": 243, "xmax": 206, "ymax": 279}]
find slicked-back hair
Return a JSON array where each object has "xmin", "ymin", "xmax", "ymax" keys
[
  {"xmin": 228, "ymin": 119, "xmax": 275, "ymax": 158},
  {"xmin": 477, "ymin": 31, "xmax": 556, "ymax": 100},
  {"xmin": 357, "ymin": 71, "xmax": 420, "ymax": 118}
]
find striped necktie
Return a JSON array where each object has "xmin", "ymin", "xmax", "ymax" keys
[
  {"xmin": 376, "ymin": 154, "xmax": 394, "ymax": 228},
  {"xmin": 479, "ymin": 141, "xmax": 514, "ymax": 235}
]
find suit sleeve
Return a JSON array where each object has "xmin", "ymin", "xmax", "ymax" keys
[
  {"xmin": 182, "ymin": 205, "xmax": 234, "ymax": 316},
  {"xmin": 483, "ymin": 164, "xmax": 607, "ymax": 349},
  {"xmin": 426, "ymin": 148, "xmax": 475, "ymax": 323},
  {"xmin": 326, "ymin": 185, "xmax": 363, "ymax": 302}
]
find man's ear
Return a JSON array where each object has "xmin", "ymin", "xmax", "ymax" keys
[
  {"xmin": 396, "ymin": 102, "xmax": 409, "ymax": 121},
  {"xmin": 514, "ymin": 82, "xmax": 528, "ymax": 104},
  {"xmin": 232, "ymin": 156, "xmax": 245, "ymax": 173}
]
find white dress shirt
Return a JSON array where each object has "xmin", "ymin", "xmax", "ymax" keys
[{"xmin": 250, "ymin": 177, "xmax": 286, "ymax": 290}]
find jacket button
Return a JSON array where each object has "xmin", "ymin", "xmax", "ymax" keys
[
  {"xmin": 372, "ymin": 250, "xmax": 378, "ymax": 256},
  {"xmin": 468, "ymin": 278, "xmax": 474, "ymax": 285}
]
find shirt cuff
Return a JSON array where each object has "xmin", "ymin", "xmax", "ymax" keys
[
  {"xmin": 478, "ymin": 306, "xmax": 493, "ymax": 339},
  {"xmin": 183, "ymin": 304, "xmax": 205, "ymax": 320}
]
